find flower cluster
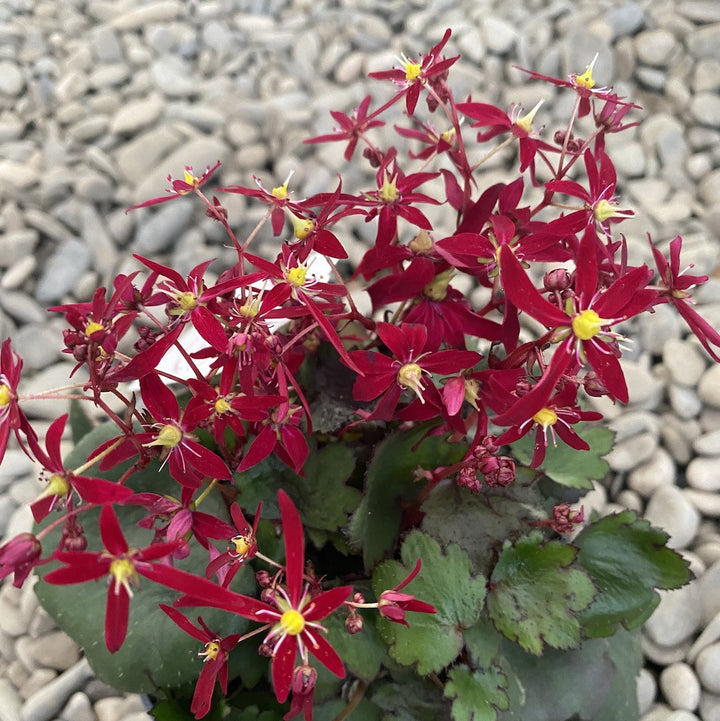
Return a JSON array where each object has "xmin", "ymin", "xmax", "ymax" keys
[{"xmin": 1, "ymin": 29, "xmax": 717, "ymax": 721}]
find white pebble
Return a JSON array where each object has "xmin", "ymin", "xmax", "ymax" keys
[
  {"xmin": 639, "ymin": 668, "xmax": 658, "ymax": 715},
  {"xmin": 644, "ymin": 485, "xmax": 700, "ymax": 550},
  {"xmin": 696, "ymin": 643, "xmax": 720, "ymax": 694},
  {"xmin": 660, "ymin": 662, "xmax": 700, "ymax": 711}
]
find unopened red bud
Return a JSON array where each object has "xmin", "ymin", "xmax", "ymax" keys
[
  {"xmin": 260, "ymin": 587, "xmax": 276, "ymax": 605},
  {"xmin": 346, "ymin": 612, "xmax": 364, "ymax": 634},
  {"xmin": 352, "ymin": 592, "xmax": 365, "ymax": 604},
  {"xmin": 544, "ymin": 268, "xmax": 573, "ymax": 292},
  {"xmin": 258, "ymin": 642, "xmax": 274, "ymax": 657},
  {"xmin": 256, "ymin": 569, "xmax": 271, "ymax": 587}
]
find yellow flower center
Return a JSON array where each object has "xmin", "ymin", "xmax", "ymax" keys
[
  {"xmin": 147, "ymin": 424, "xmax": 183, "ymax": 448},
  {"xmin": 423, "ymin": 269, "xmax": 454, "ymax": 302},
  {"xmin": 593, "ymin": 199, "xmax": 632, "ymax": 223},
  {"xmin": 464, "ymin": 378, "xmax": 481, "ymax": 411},
  {"xmin": 515, "ymin": 98, "xmax": 544, "ymax": 134},
  {"xmin": 291, "ymin": 215, "xmax": 315, "ymax": 240},
  {"xmin": 404, "ymin": 60, "xmax": 422, "ymax": 82},
  {"xmin": 573, "ymin": 60, "xmax": 596, "ymax": 89},
  {"xmin": 271, "ymin": 171, "xmax": 293, "ymax": 200},
  {"xmin": 280, "ymin": 609, "xmax": 305, "ymax": 636},
  {"xmin": 379, "ymin": 172, "xmax": 400, "ymax": 203},
  {"xmin": 214, "ymin": 397, "xmax": 231, "ymax": 415},
  {"xmin": 200, "ymin": 640, "xmax": 221, "ymax": 662},
  {"xmin": 572, "ymin": 309, "xmax": 604, "ymax": 340},
  {"xmin": 177, "ymin": 291, "xmax": 198, "ymax": 313},
  {"xmin": 231, "ymin": 534, "xmax": 252, "ymax": 557},
  {"xmin": 0, "ymin": 384, "xmax": 11, "ymax": 407},
  {"xmin": 440, "ymin": 127, "xmax": 456, "ymax": 144},
  {"xmin": 397, "ymin": 363, "xmax": 425, "ymax": 401},
  {"xmin": 286, "ymin": 266, "xmax": 308, "ymax": 287},
  {"xmin": 109, "ymin": 557, "xmax": 138, "ymax": 594},
  {"xmin": 84, "ymin": 320, "xmax": 105, "ymax": 337},
  {"xmin": 47, "ymin": 473, "xmax": 71, "ymax": 497},
  {"xmin": 533, "ymin": 407, "xmax": 558, "ymax": 428},
  {"xmin": 408, "ymin": 229, "xmax": 433, "ymax": 254},
  {"xmin": 183, "ymin": 168, "xmax": 199, "ymax": 188},
  {"xmin": 238, "ymin": 299, "xmax": 260, "ymax": 318}
]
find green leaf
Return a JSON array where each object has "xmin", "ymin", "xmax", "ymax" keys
[
  {"xmin": 313, "ymin": 697, "xmax": 383, "ymax": 721},
  {"xmin": 34, "ymin": 423, "xmax": 251, "ymax": 694},
  {"xmin": 349, "ymin": 426, "xmax": 466, "ymax": 569},
  {"xmin": 463, "ymin": 618, "xmax": 502, "ymax": 670},
  {"xmin": 421, "ymin": 469, "xmax": 544, "ymax": 577},
  {"xmin": 444, "ymin": 666, "xmax": 509, "ymax": 721},
  {"xmin": 496, "ymin": 628, "xmax": 642, "ymax": 721},
  {"xmin": 234, "ymin": 442, "xmax": 359, "ymax": 535},
  {"xmin": 487, "ymin": 532, "xmax": 595, "ymax": 655},
  {"xmin": 68, "ymin": 398, "xmax": 94, "ymax": 445},
  {"xmin": 371, "ymin": 672, "xmax": 448, "ymax": 721},
  {"xmin": 373, "ymin": 531, "xmax": 486, "ymax": 674},
  {"xmin": 575, "ymin": 510, "xmax": 692, "ymax": 637},
  {"xmin": 509, "ymin": 425, "xmax": 613, "ymax": 489}
]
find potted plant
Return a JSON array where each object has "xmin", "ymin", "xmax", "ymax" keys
[{"xmin": 2, "ymin": 29, "xmax": 716, "ymax": 721}]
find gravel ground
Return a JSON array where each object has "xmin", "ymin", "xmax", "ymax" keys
[{"xmin": 1, "ymin": 1, "xmax": 720, "ymax": 720}]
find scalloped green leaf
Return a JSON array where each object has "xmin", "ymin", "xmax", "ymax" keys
[
  {"xmin": 421, "ymin": 469, "xmax": 544, "ymax": 577},
  {"xmin": 509, "ymin": 425, "xmax": 613, "ymax": 489},
  {"xmin": 487, "ymin": 532, "xmax": 595, "ymax": 655},
  {"xmin": 575, "ymin": 510, "xmax": 692, "ymax": 637},
  {"xmin": 349, "ymin": 425, "xmax": 466, "ymax": 569},
  {"xmin": 371, "ymin": 672, "xmax": 449, "ymax": 721},
  {"xmin": 444, "ymin": 666, "xmax": 509, "ymax": 721},
  {"xmin": 373, "ymin": 531, "xmax": 486, "ymax": 674}
]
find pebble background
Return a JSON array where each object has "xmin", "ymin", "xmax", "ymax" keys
[{"xmin": 1, "ymin": 1, "xmax": 720, "ymax": 720}]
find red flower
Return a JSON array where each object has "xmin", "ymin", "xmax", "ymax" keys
[
  {"xmin": 378, "ymin": 559, "xmax": 436, "ymax": 626},
  {"xmin": 204, "ymin": 502, "xmax": 262, "ymax": 587},
  {"xmin": 247, "ymin": 490, "xmax": 352, "ymax": 704},
  {"xmin": 218, "ymin": 172, "xmax": 302, "ymax": 236},
  {"xmin": 284, "ymin": 664, "xmax": 317, "ymax": 721},
  {"xmin": 126, "ymin": 161, "xmax": 221, "ymax": 211},
  {"xmin": 160, "ymin": 604, "xmax": 240, "ymax": 719},
  {"xmin": 516, "ymin": 56, "xmax": 638, "ymax": 118},
  {"xmin": 494, "ymin": 383, "xmax": 603, "ymax": 467},
  {"xmin": 43, "ymin": 504, "xmax": 209, "ymax": 652},
  {"xmin": 349, "ymin": 322, "xmax": 481, "ymax": 421},
  {"xmin": 28, "ymin": 414, "xmax": 134, "ymax": 523},
  {"xmin": 650, "ymin": 235, "xmax": 720, "ymax": 363},
  {"xmin": 0, "ymin": 533, "xmax": 43, "ymax": 587},
  {"xmin": 303, "ymin": 94, "xmax": 384, "ymax": 162},
  {"xmin": 369, "ymin": 29, "xmax": 459, "ymax": 114},
  {"xmin": 0, "ymin": 338, "xmax": 36, "ymax": 464},
  {"xmin": 496, "ymin": 231, "xmax": 657, "ymax": 419}
]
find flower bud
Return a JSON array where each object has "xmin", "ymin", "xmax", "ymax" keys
[
  {"xmin": 0, "ymin": 533, "xmax": 42, "ymax": 587},
  {"xmin": 256, "ymin": 569, "xmax": 272, "ymax": 587},
  {"xmin": 543, "ymin": 268, "xmax": 573, "ymax": 292},
  {"xmin": 345, "ymin": 611, "xmax": 364, "ymax": 634}
]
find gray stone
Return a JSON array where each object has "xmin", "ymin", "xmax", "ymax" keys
[
  {"xmin": 685, "ymin": 489, "xmax": 720, "ymax": 518},
  {"xmin": 645, "ymin": 581, "xmax": 704, "ymax": 647},
  {"xmin": 25, "ymin": 633, "xmax": 80, "ymax": 672},
  {"xmin": 693, "ymin": 429, "xmax": 720, "ymax": 455},
  {"xmin": 134, "ymin": 199, "xmax": 194, "ymax": 254},
  {"xmin": 605, "ymin": 431, "xmax": 658, "ymax": 472},
  {"xmin": 151, "ymin": 55, "xmax": 198, "ymax": 97},
  {"xmin": 687, "ymin": 456, "xmax": 720, "ymax": 492},
  {"xmin": 109, "ymin": 1, "xmax": 183, "ymax": 29},
  {"xmin": 0, "ymin": 678, "xmax": 22, "ymax": 721},
  {"xmin": 645, "ymin": 485, "xmax": 701, "ymax": 550},
  {"xmin": 0, "ymin": 292, "xmax": 46, "ymax": 325},
  {"xmin": 689, "ymin": 24, "xmax": 720, "ymax": 61},
  {"xmin": 19, "ymin": 669, "xmax": 56, "ymax": 702},
  {"xmin": 115, "ymin": 125, "xmax": 185, "ymax": 183},
  {"xmin": 17, "ymin": 363, "xmax": 87, "ymax": 421},
  {"xmin": 20, "ymin": 659, "xmax": 93, "ymax": 721},
  {"xmin": 75, "ymin": 171, "xmax": 115, "ymax": 203},
  {"xmin": 698, "ymin": 365, "xmax": 720, "ymax": 407},
  {"xmin": 660, "ymin": 662, "xmax": 701, "ymax": 711},
  {"xmin": 638, "ymin": 668, "xmax": 657, "ymax": 716},
  {"xmin": 110, "ymin": 94, "xmax": 164, "ymax": 136},
  {"xmin": 0, "ymin": 230, "xmax": 40, "ymax": 269},
  {"xmin": 35, "ymin": 238, "xmax": 91, "ymax": 305},
  {"xmin": 669, "ymin": 384, "xmax": 703, "ymax": 420},
  {"xmin": 697, "ymin": 643, "xmax": 720, "ymax": 694},
  {"xmin": 690, "ymin": 93, "xmax": 720, "ymax": 127},
  {"xmin": 679, "ymin": 1, "xmax": 720, "ymax": 22},
  {"xmin": 0, "ymin": 60, "xmax": 25, "ymax": 96},
  {"xmin": 80, "ymin": 204, "xmax": 118, "ymax": 277},
  {"xmin": 1, "ymin": 257, "xmax": 37, "ymax": 291},
  {"xmin": 635, "ymin": 29, "xmax": 679, "ymax": 67}
]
